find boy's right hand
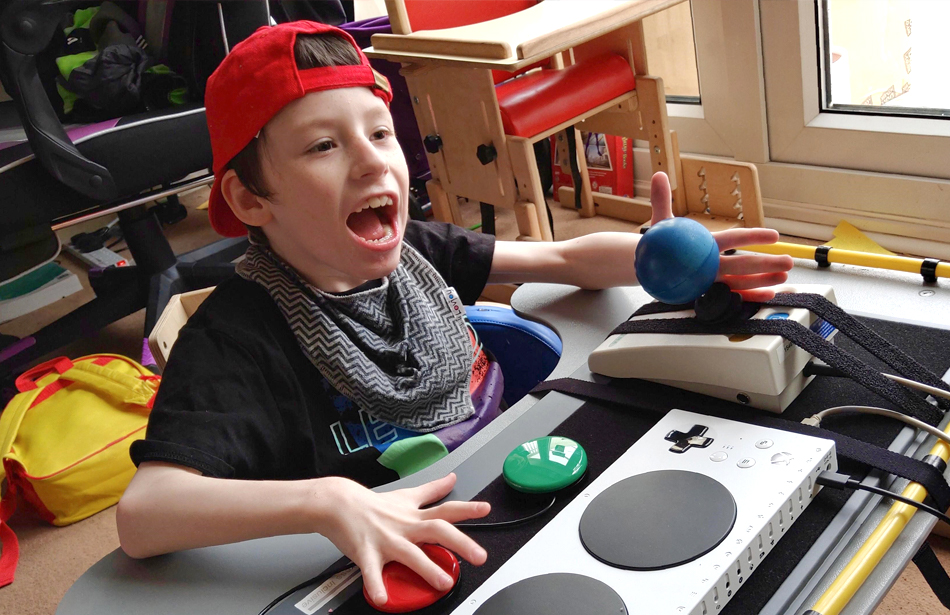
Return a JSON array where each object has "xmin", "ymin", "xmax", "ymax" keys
[{"xmin": 317, "ymin": 472, "xmax": 490, "ymax": 608}]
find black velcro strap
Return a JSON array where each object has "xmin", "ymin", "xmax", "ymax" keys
[
  {"xmin": 913, "ymin": 540, "xmax": 950, "ymax": 609},
  {"xmin": 762, "ymin": 293, "xmax": 950, "ymax": 405},
  {"xmin": 611, "ymin": 316, "xmax": 942, "ymax": 426},
  {"xmin": 532, "ymin": 377, "xmax": 950, "ymax": 512},
  {"xmin": 632, "ymin": 301, "xmax": 695, "ymax": 316},
  {"xmin": 620, "ymin": 292, "xmax": 950, "ymax": 419},
  {"xmin": 633, "ymin": 293, "xmax": 950, "ymax": 405}
]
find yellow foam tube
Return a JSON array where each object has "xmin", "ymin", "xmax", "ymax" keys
[{"xmin": 743, "ymin": 243, "xmax": 950, "ymax": 279}]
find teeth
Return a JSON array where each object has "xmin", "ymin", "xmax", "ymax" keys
[{"xmin": 357, "ymin": 195, "xmax": 393, "ymax": 212}]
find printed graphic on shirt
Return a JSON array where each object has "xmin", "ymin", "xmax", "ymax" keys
[{"xmin": 321, "ymin": 317, "xmax": 491, "ymax": 457}]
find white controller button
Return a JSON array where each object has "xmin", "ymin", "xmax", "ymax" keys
[
  {"xmin": 737, "ymin": 457, "xmax": 756, "ymax": 468},
  {"xmin": 755, "ymin": 439, "xmax": 773, "ymax": 449},
  {"xmin": 710, "ymin": 452, "xmax": 729, "ymax": 462}
]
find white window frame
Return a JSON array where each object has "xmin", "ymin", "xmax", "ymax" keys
[{"xmin": 633, "ymin": 0, "xmax": 950, "ymax": 256}]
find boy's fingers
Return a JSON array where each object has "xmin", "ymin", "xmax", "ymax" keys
[
  {"xmin": 735, "ymin": 288, "xmax": 780, "ymax": 302},
  {"xmin": 719, "ymin": 272, "xmax": 789, "ymax": 291},
  {"xmin": 410, "ymin": 519, "xmax": 488, "ymax": 566},
  {"xmin": 649, "ymin": 172, "xmax": 673, "ymax": 227},
  {"xmin": 713, "ymin": 227, "xmax": 781, "ymax": 252},
  {"xmin": 718, "ymin": 254, "xmax": 794, "ymax": 277},
  {"xmin": 408, "ymin": 473, "xmax": 458, "ymax": 506},
  {"xmin": 359, "ymin": 556, "xmax": 388, "ymax": 607},
  {"xmin": 422, "ymin": 500, "xmax": 491, "ymax": 524},
  {"xmin": 394, "ymin": 542, "xmax": 460, "ymax": 593}
]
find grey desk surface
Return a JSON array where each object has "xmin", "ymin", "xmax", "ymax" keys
[{"xmin": 57, "ymin": 257, "xmax": 950, "ymax": 615}]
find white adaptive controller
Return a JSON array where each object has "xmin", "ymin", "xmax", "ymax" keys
[{"xmin": 452, "ymin": 410, "xmax": 837, "ymax": 615}]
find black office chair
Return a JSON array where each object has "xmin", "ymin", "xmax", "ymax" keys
[{"xmin": 0, "ymin": 0, "xmax": 274, "ymax": 387}]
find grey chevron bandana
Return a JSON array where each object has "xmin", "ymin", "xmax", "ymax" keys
[{"xmin": 236, "ymin": 238, "xmax": 475, "ymax": 432}]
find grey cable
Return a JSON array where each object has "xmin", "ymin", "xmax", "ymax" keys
[{"xmin": 807, "ymin": 405, "xmax": 950, "ymax": 447}]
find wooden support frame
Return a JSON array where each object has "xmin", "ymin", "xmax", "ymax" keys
[
  {"xmin": 374, "ymin": 0, "xmax": 765, "ymax": 241},
  {"xmin": 507, "ymin": 137, "xmax": 554, "ymax": 241}
]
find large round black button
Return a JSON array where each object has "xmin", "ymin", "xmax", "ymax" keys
[
  {"xmin": 473, "ymin": 573, "xmax": 626, "ymax": 615},
  {"xmin": 579, "ymin": 469, "xmax": 736, "ymax": 570}
]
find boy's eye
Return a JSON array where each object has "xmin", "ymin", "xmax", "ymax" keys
[
  {"xmin": 309, "ymin": 140, "xmax": 334, "ymax": 153},
  {"xmin": 372, "ymin": 128, "xmax": 393, "ymax": 140}
]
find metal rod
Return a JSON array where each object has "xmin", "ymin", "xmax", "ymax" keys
[{"xmin": 51, "ymin": 175, "xmax": 215, "ymax": 231}]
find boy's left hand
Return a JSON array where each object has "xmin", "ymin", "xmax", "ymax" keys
[{"xmin": 650, "ymin": 172, "xmax": 794, "ymax": 302}]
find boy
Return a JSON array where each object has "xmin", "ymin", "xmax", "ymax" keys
[{"xmin": 116, "ymin": 21, "xmax": 792, "ymax": 608}]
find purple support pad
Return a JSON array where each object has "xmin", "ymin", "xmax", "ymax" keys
[{"xmin": 435, "ymin": 360, "xmax": 505, "ymax": 452}]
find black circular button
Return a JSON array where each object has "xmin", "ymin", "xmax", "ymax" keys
[
  {"xmin": 473, "ymin": 573, "xmax": 626, "ymax": 615},
  {"xmin": 579, "ymin": 469, "xmax": 736, "ymax": 570}
]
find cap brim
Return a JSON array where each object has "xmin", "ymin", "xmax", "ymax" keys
[{"xmin": 208, "ymin": 175, "xmax": 249, "ymax": 238}]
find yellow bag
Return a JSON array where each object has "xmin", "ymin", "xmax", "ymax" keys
[{"xmin": 0, "ymin": 354, "xmax": 158, "ymax": 586}]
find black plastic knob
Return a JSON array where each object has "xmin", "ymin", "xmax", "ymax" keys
[
  {"xmin": 17, "ymin": 18, "xmax": 36, "ymax": 37},
  {"xmin": 476, "ymin": 143, "xmax": 497, "ymax": 165},
  {"xmin": 423, "ymin": 134, "xmax": 443, "ymax": 154}
]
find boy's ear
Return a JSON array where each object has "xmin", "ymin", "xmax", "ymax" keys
[{"xmin": 220, "ymin": 169, "xmax": 273, "ymax": 227}]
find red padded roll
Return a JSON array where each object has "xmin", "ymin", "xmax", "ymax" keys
[{"xmin": 495, "ymin": 54, "xmax": 636, "ymax": 138}]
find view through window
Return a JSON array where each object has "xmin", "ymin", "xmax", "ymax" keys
[{"xmin": 823, "ymin": 0, "xmax": 950, "ymax": 117}]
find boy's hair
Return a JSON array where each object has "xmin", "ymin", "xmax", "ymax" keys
[{"xmin": 227, "ymin": 33, "xmax": 363, "ymax": 198}]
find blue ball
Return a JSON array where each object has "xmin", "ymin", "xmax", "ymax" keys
[{"xmin": 635, "ymin": 217, "xmax": 720, "ymax": 304}]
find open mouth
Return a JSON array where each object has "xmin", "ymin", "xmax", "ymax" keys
[{"xmin": 346, "ymin": 195, "xmax": 398, "ymax": 245}]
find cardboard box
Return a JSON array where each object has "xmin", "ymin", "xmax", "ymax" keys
[{"xmin": 551, "ymin": 131, "xmax": 633, "ymax": 203}]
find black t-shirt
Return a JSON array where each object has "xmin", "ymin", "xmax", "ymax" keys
[{"xmin": 130, "ymin": 221, "xmax": 495, "ymax": 487}]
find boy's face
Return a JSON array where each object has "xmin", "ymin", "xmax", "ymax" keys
[{"xmin": 255, "ymin": 86, "xmax": 410, "ymax": 292}]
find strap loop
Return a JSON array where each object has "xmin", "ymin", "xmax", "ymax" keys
[{"xmin": 14, "ymin": 357, "xmax": 74, "ymax": 392}]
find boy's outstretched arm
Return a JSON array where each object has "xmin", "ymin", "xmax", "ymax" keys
[
  {"xmin": 117, "ymin": 463, "xmax": 488, "ymax": 607},
  {"xmin": 488, "ymin": 172, "xmax": 794, "ymax": 302}
]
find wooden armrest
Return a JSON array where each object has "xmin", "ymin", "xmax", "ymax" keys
[{"xmin": 369, "ymin": 0, "xmax": 685, "ymax": 67}]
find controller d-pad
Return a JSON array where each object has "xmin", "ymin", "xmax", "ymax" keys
[{"xmin": 665, "ymin": 425, "xmax": 714, "ymax": 453}]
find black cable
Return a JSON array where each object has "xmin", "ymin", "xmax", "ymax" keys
[
  {"xmin": 258, "ymin": 558, "xmax": 356, "ymax": 615},
  {"xmin": 803, "ymin": 361, "xmax": 843, "ymax": 378},
  {"xmin": 455, "ymin": 495, "xmax": 557, "ymax": 529},
  {"xmin": 817, "ymin": 471, "xmax": 950, "ymax": 525}
]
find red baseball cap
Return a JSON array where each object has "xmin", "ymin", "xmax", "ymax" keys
[{"xmin": 205, "ymin": 21, "xmax": 392, "ymax": 237}]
